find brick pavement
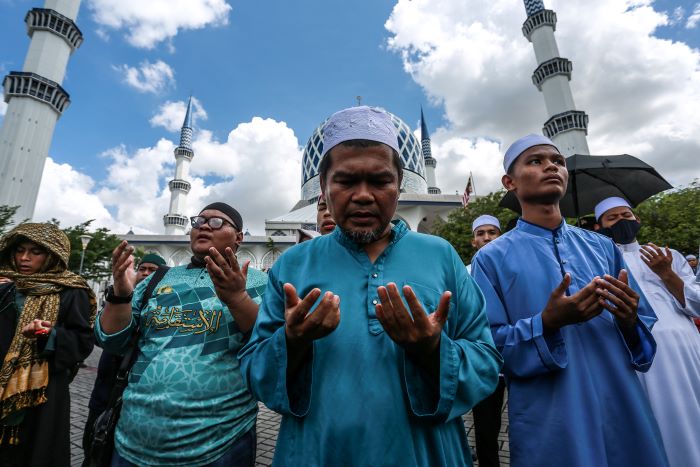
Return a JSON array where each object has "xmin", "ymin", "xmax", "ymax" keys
[{"xmin": 70, "ymin": 348, "xmax": 509, "ymax": 466}]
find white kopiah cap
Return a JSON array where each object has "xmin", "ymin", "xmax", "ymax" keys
[
  {"xmin": 472, "ymin": 215, "xmax": 501, "ymax": 233},
  {"xmin": 594, "ymin": 196, "xmax": 632, "ymax": 221},
  {"xmin": 503, "ymin": 134, "xmax": 559, "ymax": 172},
  {"xmin": 320, "ymin": 106, "xmax": 399, "ymax": 158}
]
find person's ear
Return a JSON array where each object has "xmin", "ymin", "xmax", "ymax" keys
[
  {"xmin": 471, "ymin": 238, "xmax": 477, "ymax": 248},
  {"xmin": 635, "ymin": 214, "xmax": 641, "ymax": 225},
  {"xmin": 502, "ymin": 173, "xmax": 515, "ymax": 192},
  {"xmin": 593, "ymin": 223, "xmax": 600, "ymax": 231},
  {"xmin": 233, "ymin": 230, "xmax": 243, "ymax": 249}
]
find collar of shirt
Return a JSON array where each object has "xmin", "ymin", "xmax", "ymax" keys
[
  {"xmin": 187, "ymin": 256, "xmax": 207, "ymax": 269},
  {"xmin": 332, "ymin": 219, "xmax": 409, "ymax": 251},
  {"xmin": 515, "ymin": 217, "xmax": 568, "ymax": 238},
  {"xmin": 618, "ymin": 241, "xmax": 641, "ymax": 253}
]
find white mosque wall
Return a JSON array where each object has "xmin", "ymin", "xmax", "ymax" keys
[
  {"xmin": 45, "ymin": 0, "xmax": 81, "ymax": 19},
  {"xmin": 540, "ymin": 75, "xmax": 577, "ymax": 116},
  {"xmin": 174, "ymin": 156, "xmax": 191, "ymax": 180},
  {"xmin": 552, "ymin": 130, "xmax": 590, "ymax": 157},
  {"xmin": 0, "ymin": 98, "xmax": 58, "ymax": 221},
  {"xmin": 122, "ymin": 234, "xmax": 296, "ymax": 271}
]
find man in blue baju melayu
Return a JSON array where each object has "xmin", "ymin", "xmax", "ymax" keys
[
  {"xmin": 471, "ymin": 135, "xmax": 668, "ymax": 467},
  {"xmin": 239, "ymin": 106, "xmax": 502, "ymax": 466}
]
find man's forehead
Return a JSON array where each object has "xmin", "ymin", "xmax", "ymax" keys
[
  {"xmin": 328, "ymin": 145, "xmax": 396, "ymax": 172},
  {"xmin": 475, "ymin": 225, "xmax": 500, "ymax": 233},
  {"xmin": 139, "ymin": 262, "xmax": 160, "ymax": 268},
  {"xmin": 520, "ymin": 144, "xmax": 562, "ymax": 157},
  {"xmin": 603, "ymin": 206, "xmax": 634, "ymax": 217}
]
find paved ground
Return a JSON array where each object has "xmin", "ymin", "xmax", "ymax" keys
[{"xmin": 70, "ymin": 348, "xmax": 509, "ymax": 466}]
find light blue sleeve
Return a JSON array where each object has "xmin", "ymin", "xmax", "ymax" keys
[
  {"xmin": 471, "ymin": 254, "xmax": 568, "ymax": 378},
  {"xmin": 239, "ymin": 263, "xmax": 312, "ymax": 417},
  {"xmin": 401, "ymin": 251, "xmax": 502, "ymax": 423}
]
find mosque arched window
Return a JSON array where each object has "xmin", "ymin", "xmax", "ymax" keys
[
  {"xmin": 261, "ymin": 249, "xmax": 282, "ymax": 271},
  {"xmin": 236, "ymin": 249, "xmax": 257, "ymax": 269}
]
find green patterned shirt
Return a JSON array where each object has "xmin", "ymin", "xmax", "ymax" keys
[{"xmin": 96, "ymin": 265, "xmax": 267, "ymax": 466}]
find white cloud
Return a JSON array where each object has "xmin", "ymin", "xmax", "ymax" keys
[
  {"xmin": 386, "ymin": 0, "xmax": 700, "ymax": 197},
  {"xmin": 34, "ymin": 158, "xmax": 129, "ymax": 231},
  {"xmin": 34, "ymin": 117, "xmax": 302, "ymax": 235},
  {"xmin": 0, "ymin": 99, "xmax": 7, "ymax": 117},
  {"xmin": 687, "ymin": 3, "xmax": 700, "ymax": 28},
  {"xmin": 115, "ymin": 60, "xmax": 175, "ymax": 94},
  {"xmin": 88, "ymin": 0, "xmax": 232, "ymax": 49},
  {"xmin": 150, "ymin": 98, "xmax": 208, "ymax": 132}
]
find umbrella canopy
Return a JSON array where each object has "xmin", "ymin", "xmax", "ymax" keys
[{"xmin": 500, "ymin": 154, "xmax": 673, "ymax": 218}]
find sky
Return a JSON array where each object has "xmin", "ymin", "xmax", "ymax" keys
[{"xmin": 0, "ymin": 0, "xmax": 698, "ymax": 234}]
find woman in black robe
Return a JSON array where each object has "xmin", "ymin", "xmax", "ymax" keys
[{"xmin": 0, "ymin": 223, "xmax": 96, "ymax": 467}]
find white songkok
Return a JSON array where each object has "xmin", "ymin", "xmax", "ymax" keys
[
  {"xmin": 503, "ymin": 134, "xmax": 559, "ymax": 172},
  {"xmin": 594, "ymin": 196, "xmax": 632, "ymax": 221},
  {"xmin": 685, "ymin": 254, "xmax": 697, "ymax": 261},
  {"xmin": 472, "ymin": 215, "xmax": 501, "ymax": 233},
  {"xmin": 320, "ymin": 106, "xmax": 399, "ymax": 157}
]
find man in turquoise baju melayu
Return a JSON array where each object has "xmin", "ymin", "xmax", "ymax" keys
[{"xmin": 239, "ymin": 106, "xmax": 502, "ymax": 466}]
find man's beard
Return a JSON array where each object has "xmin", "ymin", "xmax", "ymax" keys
[{"xmin": 341, "ymin": 225, "xmax": 387, "ymax": 244}]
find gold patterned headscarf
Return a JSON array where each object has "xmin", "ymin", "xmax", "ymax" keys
[{"xmin": 0, "ymin": 223, "xmax": 96, "ymax": 426}]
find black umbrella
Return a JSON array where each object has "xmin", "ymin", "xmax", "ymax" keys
[{"xmin": 499, "ymin": 154, "xmax": 673, "ymax": 218}]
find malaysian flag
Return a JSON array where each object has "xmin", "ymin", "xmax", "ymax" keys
[{"xmin": 462, "ymin": 173, "xmax": 474, "ymax": 207}]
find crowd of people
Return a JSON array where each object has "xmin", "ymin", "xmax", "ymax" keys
[{"xmin": 0, "ymin": 105, "xmax": 698, "ymax": 466}]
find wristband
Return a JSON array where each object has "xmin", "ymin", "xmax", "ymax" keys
[{"xmin": 105, "ymin": 285, "xmax": 133, "ymax": 304}]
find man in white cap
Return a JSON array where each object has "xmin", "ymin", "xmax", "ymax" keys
[
  {"xmin": 686, "ymin": 254, "xmax": 698, "ymax": 274},
  {"xmin": 466, "ymin": 214, "xmax": 506, "ymax": 467},
  {"xmin": 240, "ymin": 106, "xmax": 501, "ymax": 466},
  {"xmin": 594, "ymin": 196, "xmax": 700, "ymax": 467},
  {"xmin": 466, "ymin": 215, "xmax": 501, "ymax": 274},
  {"xmin": 471, "ymin": 135, "xmax": 667, "ymax": 467}
]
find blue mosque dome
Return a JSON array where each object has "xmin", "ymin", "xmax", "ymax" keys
[{"xmin": 300, "ymin": 111, "xmax": 428, "ymax": 200}]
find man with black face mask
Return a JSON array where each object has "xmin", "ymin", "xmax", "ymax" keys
[{"xmin": 594, "ymin": 196, "xmax": 700, "ymax": 467}]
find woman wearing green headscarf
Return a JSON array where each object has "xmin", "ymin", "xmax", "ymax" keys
[{"xmin": 0, "ymin": 223, "xmax": 96, "ymax": 466}]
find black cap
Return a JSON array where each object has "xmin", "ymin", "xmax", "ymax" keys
[{"xmin": 200, "ymin": 202, "xmax": 243, "ymax": 231}]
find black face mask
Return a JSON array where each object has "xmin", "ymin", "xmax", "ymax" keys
[{"xmin": 597, "ymin": 219, "xmax": 641, "ymax": 245}]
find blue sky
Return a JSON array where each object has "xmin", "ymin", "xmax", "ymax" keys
[
  {"xmin": 0, "ymin": 0, "xmax": 699, "ymax": 233},
  {"xmin": 1, "ymin": 0, "xmax": 438, "ymax": 180}
]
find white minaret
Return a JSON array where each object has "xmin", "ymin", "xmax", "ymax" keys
[
  {"xmin": 163, "ymin": 98, "xmax": 194, "ymax": 235},
  {"xmin": 522, "ymin": 0, "xmax": 590, "ymax": 156},
  {"xmin": 420, "ymin": 108, "xmax": 440, "ymax": 194},
  {"xmin": 0, "ymin": 1, "xmax": 83, "ymax": 221}
]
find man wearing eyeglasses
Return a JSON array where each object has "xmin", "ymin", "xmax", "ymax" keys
[{"xmin": 96, "ymin": 202, "xmax": 267, "ymax": 467}]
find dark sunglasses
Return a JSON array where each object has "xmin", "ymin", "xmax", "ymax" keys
[{"xmin": 190, "ymin": 216, "xmax": 238, "ymax": 230}]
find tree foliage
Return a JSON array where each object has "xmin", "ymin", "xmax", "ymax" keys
[
  {"xmin": 635, "ymin": 181, "xmax": 700, "ymax": 256},
  {"xmin": 54, "ymin": 219, "xmax": 122, "ymax": 282},
  {"xmin": 0, "ymin": 205, "xmax": 22, "ymax": 236},
  {"xmin": 432, "ymin": 190, "xmax": 518, "ymax": 265},
  {"xmin": 433, "ymin": 182, "xmax": 700, "ymax": 263}
]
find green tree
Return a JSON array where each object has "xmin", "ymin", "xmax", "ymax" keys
[
  {"xmin": 0, "ymin": 205, "xmax": 20, "ymax": 236},
  {"xmin": 0, "ymin": 205, "xmax": 31, "ymax": 236},
  {"xmin": 56, "ymin": 219, "xmax": 122, "ymax": 282},
  {"xmin": 635, "ymin": 181, "xmax": 700, "ymax": 255},
  {"xmin": 432, "ymin": 190, "xmax": 518, "ymax": 264}
]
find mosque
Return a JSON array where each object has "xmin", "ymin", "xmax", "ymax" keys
[{"xmin": 0, "ymin": 0, "xmax": 588, "ymax": 268}]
